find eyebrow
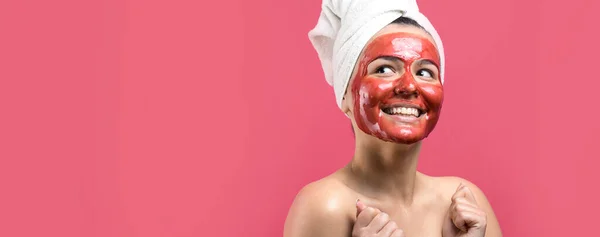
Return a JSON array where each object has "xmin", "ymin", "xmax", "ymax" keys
[
  {"xmin": 373, "ymin": 56, "xmax": 402, "ymax": 63},
  {"xmin": 416, "ymin": 59, "xmax": 439, "ymax": 68},
  {"xmin": 371, "ymin": 57, "xmax": 439, "ymax": 69}
]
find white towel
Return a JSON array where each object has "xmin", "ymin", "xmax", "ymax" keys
[{"xmin": 308, "ymin": 0, "xmax": 445, "ymax": 110}]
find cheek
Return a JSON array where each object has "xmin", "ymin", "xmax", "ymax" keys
[
  {"xmin": 351, "ymin": 77, "xmax": 391, "ymax": 123},
  {"xmin": 353, "ymin": 77, "xmax": 392, "ymax": 103},
  {"xmin": 420, "ymin": 84, "xmax": 444, "ymax": 109}
]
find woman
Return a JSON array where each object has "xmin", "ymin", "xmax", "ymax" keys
[{"xmin": 283, "ymin": 1, "xmax": 502, "ymax": 237}]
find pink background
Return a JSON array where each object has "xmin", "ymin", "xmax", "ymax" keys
[{"xmin": 1, "ymin": 0, "xmax": 599, "ymax": 236}]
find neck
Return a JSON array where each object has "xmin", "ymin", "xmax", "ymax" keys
[{"xmin": 347, "ymin": 134, "xmax": 422, "ymax": 204}]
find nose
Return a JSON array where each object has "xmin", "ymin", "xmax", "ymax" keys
[{"xmin": 393, "ymin": 74, "xmax": 418, "ymax": 98}]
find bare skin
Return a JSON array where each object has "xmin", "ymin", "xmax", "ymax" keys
[{"xmin": 284, "ymin": 24, "xmax": 502, "ymax": 237}]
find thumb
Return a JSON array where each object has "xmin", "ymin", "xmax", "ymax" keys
[{"xmin": 356, "ymin": 199, "xmax": 367, "ymax": 217}]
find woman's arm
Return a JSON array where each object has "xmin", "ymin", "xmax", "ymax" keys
[{"xmin": 284, "ymin": 181, "xmax": 353, "ymax": 237}]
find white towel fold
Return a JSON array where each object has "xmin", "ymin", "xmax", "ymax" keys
[{"xmin": 308, "ymin": 0, "xmax": 445, "ymax": 110}]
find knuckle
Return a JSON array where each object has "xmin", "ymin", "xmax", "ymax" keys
[
  {"xmin": 455, "ymin": 211, "xmax": 466, "ymax": 220},
  {"xmin": 473, "ymin": 208, "xmax": 487, "ymax": 218},
  {"xmin": 451, "ymin": 203, "xmax": 459, "ymax": 211},
  {"xmin": 364, "ymin": 207, "xmax": 377, "ymax": 214},
  {"xmin": 352, "ymin": 227, "xmax": 367, "ymax": 237}
]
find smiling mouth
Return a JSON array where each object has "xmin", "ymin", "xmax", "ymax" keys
[{"xmin": 382, "ymin": 106, "xmax": 425, "ymax": 117}]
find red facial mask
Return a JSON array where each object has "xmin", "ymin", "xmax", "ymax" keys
[{"xmin": 350, "ymin": 32, "xmax": 443, "ymax": 144}]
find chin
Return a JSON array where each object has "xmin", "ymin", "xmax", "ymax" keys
[
  {"xmin": 378, "ymin": 126, "xmax": 433, "ymax": 144},
  {"xmin": 381, "ymin": 135, "xmax": 424, "ymax": 145},
  {"xmin": 362, "ymin": 129, "xmax": 427, "ymax": 144}
]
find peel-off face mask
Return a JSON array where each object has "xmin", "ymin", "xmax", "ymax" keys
[{"xmin": 350, "ymin": 32, "xmax": 444, "ymax": 144}]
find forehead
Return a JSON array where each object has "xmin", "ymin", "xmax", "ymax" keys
[
  {"xmin": 371, "ymin": 24, "xmax": 436, "ymax": 46},
  {"xmin": 359, "ymin": 24, "xmax": 439, "ymax": 61},
  {"xmin": 348, "ymin": 24, "xmax": 439, "ymax": 81}
]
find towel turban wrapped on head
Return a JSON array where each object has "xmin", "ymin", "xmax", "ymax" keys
[{"xmin": 308, "ymin": 0, "xmax": 445, "ymax": 110}]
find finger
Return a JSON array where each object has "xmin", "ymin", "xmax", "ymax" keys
[
  {"xmin": 452, "ymin": 201, "xmax": 487, "ymax": 219},
  {"xmin": 449, "ymin": 198, "xmax": 487, "ymax": 227},
  {"xmin": 455, "ymin": 182, "xmax": 465, "ymax": 192},
  {"xmin": 356, "ymin": 206, "xmax": 380, "ymax": 228},
  {"xmin": 449, "ymin": 208, "xmax": 468, "ymax": 232},
  {"xmin": 451, "ymin": 183, "xmax": 466, "ymax": 200},
  {"xmin": 452, "ymin": 197, "xmax": 480, "ymax": 210},
  {"xmin": 390, "ymin": 228, "xmax": 405, "ymax": 237},
  {"xmin": 356, "ymin": 199, "xmax": 367, "ymax": 217},
  {"xmin": 461, "ymin": 186, "xmax": 478, "ymax": 204},
  {"xmin": 377, "ymin": 220, "xmax": 398, "ymax": 236},
  {"xmin": 452, "ymin": 183, "xmax": 478, "ymax": 205},
  {"xmin": 367, "ymin": 211, "xmax": 391, "ymax": 232},
  {"xmin": 450, "ymin": 207, "xmax": 486, "ymax": 232}
]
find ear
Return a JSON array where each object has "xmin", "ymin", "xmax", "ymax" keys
[
  {"xmin": 343, "ymin": 64, "xmax": 361, "ymax": 117},
  {"xmin": 341, "ymin": 93, "xmax": 351, "ymax": 116}
]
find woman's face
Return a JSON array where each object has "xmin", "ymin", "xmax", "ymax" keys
[{"xmin": 344, "ymin": 24, "xmax": 443, "ymax": 144}]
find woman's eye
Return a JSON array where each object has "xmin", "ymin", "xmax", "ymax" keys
[
  {"xmin": 376, "ymin": 66, "xmax": 394, "ymax": 74},
  {"xmin": 417, "ymin": 69, "xmax": 433, "ymax": 78}
]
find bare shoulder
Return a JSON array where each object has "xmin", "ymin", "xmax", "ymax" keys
[
  {"xmin": 283, "ymin": 176, "xmax": 355, "ymax": 237},
  {"xmin": 432, "ymin": 176, "xmax": 489, "ymax": 202},
  {"xmin": 434, "ymin": 176, "xmax": 503, "ymax": 237}
]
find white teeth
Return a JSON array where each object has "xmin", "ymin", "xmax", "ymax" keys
[{"xmin": 387, "ymin": 107, "xmax": 420, "ymax": 117}]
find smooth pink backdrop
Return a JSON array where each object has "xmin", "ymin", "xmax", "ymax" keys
[{"xmin": 1, "ymin": 0, "xmax": 599, "ymax": 236}]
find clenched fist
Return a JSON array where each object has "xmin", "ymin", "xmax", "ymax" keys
[
  {"xmin": 352, "ymin": 200, "xmax": 404, "ymax": 237},
  {"xmin": 442, "ymin": 183, "xmax": 487, "ymax": 237}
]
